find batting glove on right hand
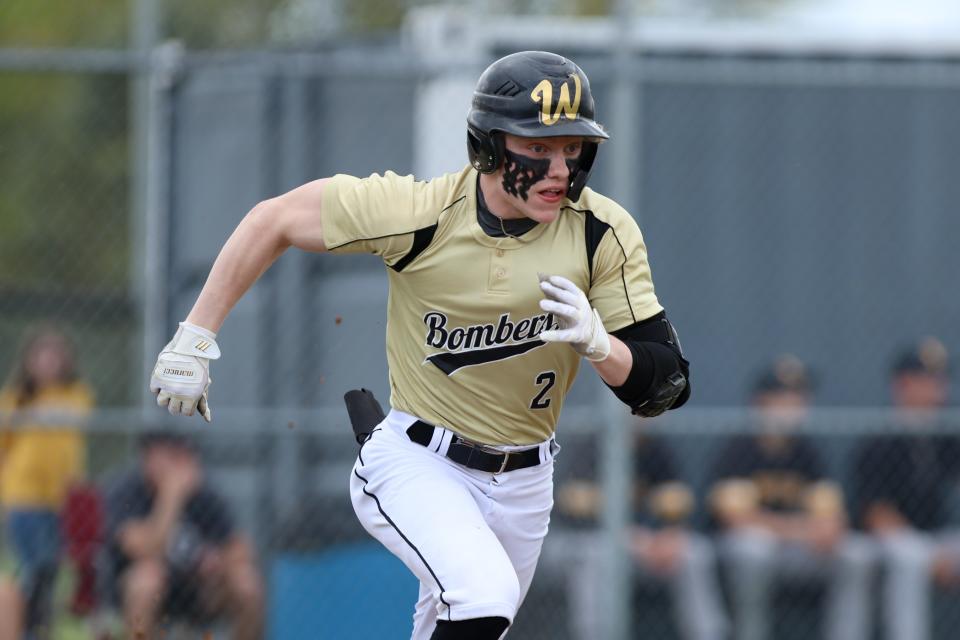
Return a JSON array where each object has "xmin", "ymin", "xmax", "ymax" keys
[
  {"xmin": 150, "ymin": 322, "xmax": 220, "ymax": 422},
  {"xmin": 538, "ymin": 274, "xmax": 611, "ymax": 362}
]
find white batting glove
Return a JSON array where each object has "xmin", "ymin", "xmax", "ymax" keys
[
  {"xmin": 149, "ymin": 322, "xmax": 221, "ymax": 422},
  {"xmin": 538, "ymin": 274, "xmax": 611, "ymax": 362}
]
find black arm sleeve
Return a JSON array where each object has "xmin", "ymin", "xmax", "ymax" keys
[{"xmin": 606, "ymin": 311, "xmax": 690, "ymax": 416}]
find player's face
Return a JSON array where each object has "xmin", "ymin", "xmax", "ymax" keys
[
  {"xmin": 24, "ymin": 334, "xmax": 71, "ymax": 388},
  {"xmin": 893, "ymin": 372, "xmax": 948, "ymax": 410},
  {"xmin": 142, "ymin": 445, "xmax": 173, "ymax": 484},
  {"xmin": 489, "ymin": 134, "xmax": 584, "ymax": 223},
  {"xmin": 754, "ymin": 390, "xmax": 809, "ymax": 432}
]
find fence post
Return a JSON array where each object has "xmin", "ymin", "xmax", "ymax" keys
[
  {"xmin": 600, "ymin": 4, "xmax": 641, "ymax": 639},
  {"xmin": 139, "ymin": 41, "xmax": 183, "ymax": 418}
]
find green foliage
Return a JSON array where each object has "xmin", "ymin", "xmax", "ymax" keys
[
  {"xmin": 343, "ymin": 0, "xmax": 409, "ymax": 33},
  {"xmin": 0, "ymin": 72, "xmax": 129, "ymax": 291},
  {"xmin": 165, "ymin": 0, "xmax": 287, "ymax": 47},
  {"xmin": 0, "ymin": 0, "xmax": 131, "ymax": 289},
  {"xmin": 0, "ymin": 0, "xmax": 128, "ymax": 48},
  {"xmin": 0, "ymin": 3, "xmax": 132, "ymax": 403},
  {"xmin": 575, "ymin": 0, "xmax": 613, "ymax": 15}
]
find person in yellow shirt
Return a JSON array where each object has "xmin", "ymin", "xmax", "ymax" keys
[{"xmin": 0, "ymin": 327, "xmax": 93, "ymax": 639}]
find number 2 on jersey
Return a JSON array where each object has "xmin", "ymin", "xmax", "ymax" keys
[{"xmin": 530, "ymin": 371, "xmax": 557, "ymax": 410}]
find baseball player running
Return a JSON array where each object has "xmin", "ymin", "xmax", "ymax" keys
[{"xmin": 150, "ymin": 51, "xmax": 690, "ymax": 639}]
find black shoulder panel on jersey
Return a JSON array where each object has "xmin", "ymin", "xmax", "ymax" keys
[
  {"xmin": 569, "ymin": 206, "xmax": 636, "ymax": 324},
  {"xmin": 583, "ymin": 209, "xmax": 611, "ymax": 287},
  {"xmin": 390, "ymin": 194, "xmax": 466, "ymax": 272},
  {"xmin": 390, "ymin": 223, "xmax": 438, "ymax": 272},
  {"xmin": 607, "ymin": 311, "xmax": 691, "ymax": 416}
]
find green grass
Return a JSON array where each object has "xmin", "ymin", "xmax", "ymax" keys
[{"xmin": 0, "ymin": 545, "xmax": 98, "ymax": 640}]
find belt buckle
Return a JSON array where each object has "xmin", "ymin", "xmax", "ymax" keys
[{"xmin": 454, "ymin": 435, "xmax": 510, "ymax": 474}]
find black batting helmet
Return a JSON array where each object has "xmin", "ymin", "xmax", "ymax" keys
[{"xmin": 467, "ymin": 51, "xmax": 609, "ymax": 201}]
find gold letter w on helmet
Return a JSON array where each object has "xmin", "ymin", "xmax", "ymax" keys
[{"xmin": 530, "ymin": 74, "xmax": 582, "ymax": 126}]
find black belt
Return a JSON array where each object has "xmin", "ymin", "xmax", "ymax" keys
[{"xmin": 406, "ymin": 420, "xmax": 543, "ymax": 474}]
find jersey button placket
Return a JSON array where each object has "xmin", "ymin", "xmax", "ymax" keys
[{"xmin": 488, "ymin": 247, "xmax": 511, "ymax": 293}]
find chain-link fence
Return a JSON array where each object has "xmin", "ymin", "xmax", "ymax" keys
[
  {"xmin": 4, "ymin": 410, "xmax": 960, "ymax": 639},
  {"xmin": 3, "ymin": 2, "xmax": 960, "ymax": 639}
]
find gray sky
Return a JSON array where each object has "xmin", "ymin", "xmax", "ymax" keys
[{"xmin": 778, "ymin": 0, "xmax": 960, "ymax": 31}]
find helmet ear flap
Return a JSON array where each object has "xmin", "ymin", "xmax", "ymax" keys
[
  {"xmin": 468, "ymin": 126, "xmax": 504, "ymax": 174},
  {"xmin": 567, "ymin": 141, "xmax": 599, "ymax": 201}
]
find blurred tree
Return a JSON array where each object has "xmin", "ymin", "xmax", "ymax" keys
[
  {"xmin": 575, "ymin": 0, "xmax": 613, "ymax": 15},
  {"xmin": 343, "ymin": 0, "xmax": 408, "ymax": 34},
  {"xmin": 0, "ymin": 73, "xmax": 128, "ymax": 293},
  {"xmin": 0, "ymin": 0, "xmax": 130, "ymax": 290},
  {"xmin": 0, "ymin": 2, "xmax": 131, "ymax": 403},
  {"xmin": 166, "ymin": 0, "xmax": 287, "ymax": 48},
  {"xmin": 0, "ymin": 0, "xmax": 128, "ymax": 47}
]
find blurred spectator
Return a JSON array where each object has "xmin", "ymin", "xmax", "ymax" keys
[
  {"xmin": 710, "ymin": 355, "xmax": 875, "ymax": 640},
  {"xmin": 545, "ymin": 428, "xmax": 727, "ymax": 640},
  {"xmin": 853, "ymin": 337, "xmax": 957, "ymax": 640},
  {"xmin": 0, "ymin": 326, "xmax": 93, "ymax": 639},
  {"xmin": 102, "ymin": 430, "xmax": 263, "ymax": 640},
  {"xmin": 0, "ymin": 575, "xmax": 23, "ymax": 640}
]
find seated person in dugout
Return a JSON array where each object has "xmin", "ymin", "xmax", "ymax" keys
[
  {"xmin": 853, "ymin": 337, "xmax": 960, "ymax": 640},
  {"xmin": 101, "ymin": 431, "xmax": 263, "ymax": 640},
  {"xmin": 543, "ymin": 427, "xmax": 727, "ymax": 640},
  {"xmin": 709, "ymin": 355, "xmax": 875, "ymax": 640}
]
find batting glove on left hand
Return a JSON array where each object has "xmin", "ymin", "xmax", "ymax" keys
[
  {"xmin": 538, "ymin": 274, "xmax": 611, "ymax": 362},
  {"xmin": 150, "ymin": 322, "xmax": 220, "ymax": 422}
]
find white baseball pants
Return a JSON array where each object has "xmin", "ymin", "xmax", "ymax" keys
[{"xmin": 349, "ymin": 409, "xmax": 557, "ymax": 639}]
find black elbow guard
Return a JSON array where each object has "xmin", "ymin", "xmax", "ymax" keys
[{"xmin": 607, "ymin": 312, "xmax": 690, "ymax": 417}]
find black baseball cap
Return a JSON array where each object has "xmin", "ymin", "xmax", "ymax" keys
[
  {"xmin": 752, "ymin": 354, "xmax": 813, "ymax": 396},
  {"xmin": 891, "ymin": 337, "xmax": 949, "ymax": 377}
]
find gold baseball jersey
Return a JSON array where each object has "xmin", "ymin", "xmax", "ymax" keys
[{"xmin": 321, "ymin": 166, "xmax": 662, "ymax": 445}]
